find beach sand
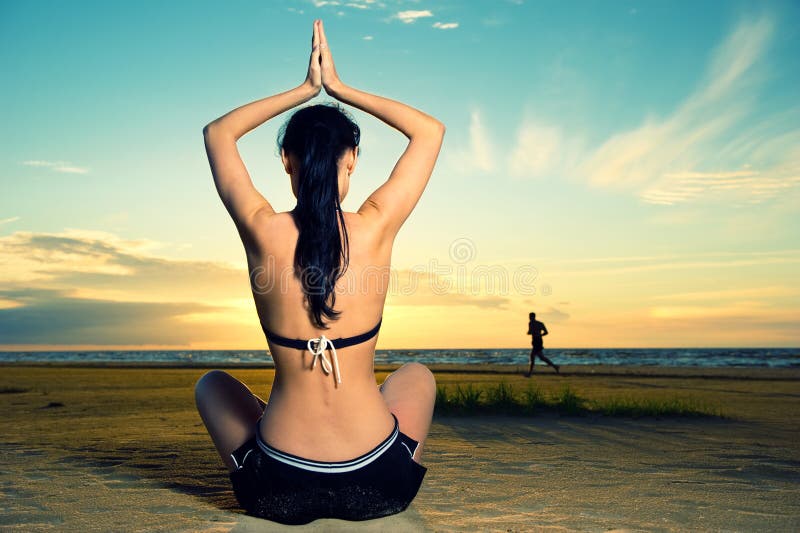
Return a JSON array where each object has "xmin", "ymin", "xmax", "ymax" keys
[{"xmin": 1, "ymin": 364, "xmax": 799, "ymax": 531}]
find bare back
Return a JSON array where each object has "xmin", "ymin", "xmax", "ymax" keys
[{"xmin": 247, "ymin": 210, "xmax": 397, "ymax": 461}]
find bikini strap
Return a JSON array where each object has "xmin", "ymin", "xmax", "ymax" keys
[
  {"xmin": 262, "ymin": 317, "xmax": 383, "ymax": 387},
  {"xmin": 263, "ymin": 317, "xmax": 382, "ymax": 350}
]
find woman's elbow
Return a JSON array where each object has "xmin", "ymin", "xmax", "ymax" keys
[
  {"xmin": 202, "ymin": 121, "xmax": 218, "ymax": 137},
  {"xmin": 421, "ymin": 119, "xmax": 445, "ymax": 141}
]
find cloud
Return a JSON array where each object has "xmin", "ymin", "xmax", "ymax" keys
[
  {"xmin": 312, "ymin": 0, "xmax": 341, "ymax": 7},
  {"xmin": 433, "ymin": 22, "xmax": 459, "ymax": 30},
  {"xmin": 363, "ymin": 35, "xmax": 374, "ymax": 41},
  {"xmin": 447, "ymin": 109, "xmax": 494, "ymax": 173},
  {"xmin": 394, "ymin": 10, "xmax": 433, "ymax": 24},
  {"xmin": 0, "ymin": 230, "xmax": 247, "ymax": 300},
  {"xmin": 0, "ymin": 230, "xmax": 261, "ymax": 346},
  {"xmin": 0, "ymin": 287, "xmax": 227, "ymax": 345},
  {"xmin": 509, "ymin": 121, "xmax": 562, "ymax": 178},
  {"xmin": 21, "ymin": 160, "xmax": 89, "ymax": 174},
  {"xmin": 449, "ymin": 108, "xmax": 583, "ymax": 180},
  {"xmin": 544, "ymin": 306, "xmax": 571, "ymax": 323},
  {"xmin": 0, "ymin": 216, "xmax": 20, "ymax": 225},
  {"xmin": 387, "ymin": 269, "xmax": 510, "ymax": 309},
  {"xmin": 555, "ymin": 253, "xmax": 800, "ymax": 277},
  {"xmin": 651, "ymin": 285, "xmax": 798, "ymax": 302},
  {"xmin": 346, "ymin": 2, "xmax": 369, "ymax": 9},
  {"xmin": 578, "ymin": 15, "xmax": 800, "ymax": 205}
]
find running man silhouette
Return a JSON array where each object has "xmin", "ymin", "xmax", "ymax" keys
[{"xmin": 525, "ymin": 312, "xmax": 559, "ymax": 376}]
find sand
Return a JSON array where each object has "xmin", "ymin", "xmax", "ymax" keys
[{"xmin": 1, "ymin": 364, "xmax": 799, "ymax": 532}]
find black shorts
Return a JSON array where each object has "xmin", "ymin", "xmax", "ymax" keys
[{"xmin": 228, "ymin": 414, "xmax": 427, "ymax": 525}]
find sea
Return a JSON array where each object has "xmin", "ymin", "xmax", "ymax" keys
[{"xmin": 0, "ymin": 348, "xmax": 798, "ymax": 368}]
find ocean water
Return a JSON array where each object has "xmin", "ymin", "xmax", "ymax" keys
[{"xmin": 0, "ymin": 348, "xmax": 798, "ymax": 368}]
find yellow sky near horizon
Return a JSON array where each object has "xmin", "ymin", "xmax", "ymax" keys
[{"xmin": 1, "ymin": 228, "xmax": 797, "ymax": 350}]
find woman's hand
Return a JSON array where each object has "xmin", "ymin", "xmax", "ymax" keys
[
  {"xmin": 317, "ymin": 20, "xmax": 344, "ymax": 96},
  {"xmin": 303, "ymin": 20, "xmax": 322, "ymax": 95}
]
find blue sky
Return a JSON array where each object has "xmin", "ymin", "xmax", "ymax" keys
[{"xmin": 1, "ymin": 0, "xmax": 799, "ymax": 349}]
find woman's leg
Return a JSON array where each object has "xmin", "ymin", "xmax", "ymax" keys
[
  {"xmin": 194, "ymin": 370, "xmax": 265, "ymax": 472},
  {"xmin": 379, "ymin": 362, "xmax": 436, "ymax": 463}
]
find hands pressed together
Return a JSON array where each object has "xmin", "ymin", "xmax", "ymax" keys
[{"xmin": 304, "ymin": 19, "xmax": 343, "ymax": 97}]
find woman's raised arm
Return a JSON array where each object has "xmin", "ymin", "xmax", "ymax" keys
[
  {"xmin": 317, "ymin": 20, "xmax": 446, "ymax": 238},
  {"xmin": 202, "ymin": 23, "xmax": 322, "ymax": 230}
]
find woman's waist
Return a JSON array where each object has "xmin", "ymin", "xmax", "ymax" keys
[{"xmin": 259, "ymin": 389, "xmax": 395, "ymax": 462}]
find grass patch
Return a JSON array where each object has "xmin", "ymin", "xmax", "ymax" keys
[
  {"xmin": 521, "ymin": 385, "xmax": 547, "ymax": 412},
  {"xmin": 591, "ymin": 396, "xmax": 717, "ymax": 417},
  {"xmin": 434, "ymin": 382, "xmax": 719, "ymax": 418},
  {"xmin": 552, "ymin": 386, "xmax": 585, "ymax": 415},
  {"xmin": 453, "ymin": 384, "xmax": 483, "ymax": 411},
  {"xmin": 485, "ymin": 382, "xmax": 517, "ymax": 411}
]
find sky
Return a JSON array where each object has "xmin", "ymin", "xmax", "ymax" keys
[{"xmin": 1, "ymin": 0, "xmax": 799, "ymax": 350}]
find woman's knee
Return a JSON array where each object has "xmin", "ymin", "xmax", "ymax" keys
[
  {"xmin": 194, "ymin": 370, "xmax": 233, "ymax": 404},
  {"xmin": 393, "ymin": 362, "xmax": 436, "ymax": 396},
  {"xmin": 409, "ymin": 362, "xmax": 435, "ymax": 389}
]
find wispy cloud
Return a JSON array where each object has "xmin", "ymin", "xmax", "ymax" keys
[
  {"xmin": 544, "ymin": 306, "xmax": 571, "ymax": 323},
  {"xmin": 455, "ymin": 112, "xmax": 581, "ymax": 179},
  {"xmin": 651, "ymin": 285, "xmax": 798, "ymax": 302},
  {"xmin": 508, "ymin": 121, "xmax": 562, "ymax": 178},
  {"xmin": 363, "ymin": 35, "xmax": 374, "ymax": 40},
  {"xmin": 433, "ymin": 22, "xmax": 459, "ymax": 30},
  {"xmin": 21, "ymin": 160, "xmax": 90, "ymax": 174},
  {"xmin": 0, "ymin": 230, "xmax": 260, "ymax": 346},
  {"xmin": 394, "ymin": 10, "xmax": 433, "ymax": 24},
  {"xmin": 578, "ymin": 15, "xmax": 800, "ymax": 206},
  {"xmin": 0, "ymin": 216, "xmax": 20, "ymax": 225},
  {"xmin": 387, "ymin": 269, "xmax": 510, "ymax": 309},
  {"xmin": 447, "ymin": 109, "xmax": 494, "ymax": 173},
  {"xmin": 555, "ymin": 255, "xmax": 800, "ymax": 277},
  {"xmin": 0, "ymin": 230, "xmax": 244, "ymax": 298},
  {"xmin": 501, "ymin": 249, "xmax": 800, "ymax": 280}
]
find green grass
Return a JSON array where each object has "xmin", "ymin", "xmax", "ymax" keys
[
  {"xmin": 553, "ymin": 386, "xmax": 586, "ymax": 415},
  {"xmin": 592, "ymin": 396, "xmax": 716, "ymax": 417},
  {"xmin": 434, "ymin": 382, "xmax": 719, "ymax": 418}
]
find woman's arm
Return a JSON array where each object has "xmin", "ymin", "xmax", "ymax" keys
[
  {"xmin": 202, "ymin": 24, "xmax": 322, "ymax": 229},
  {"xmin": 317, "ymin": 20, "xmax": 445, "ymax": 237},
  {"xmin": 203, "ymin": 83, "xmax": 318, "ymax": 142}
]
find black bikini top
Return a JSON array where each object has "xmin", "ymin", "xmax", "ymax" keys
[{"xmin": 262, "ymin": 317, "xmax": 382, "ymax": 387}]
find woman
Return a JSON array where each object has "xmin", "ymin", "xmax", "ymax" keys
[{"xmin": 194, "ymin": 20, "xmax": 445, "ymax": 524}]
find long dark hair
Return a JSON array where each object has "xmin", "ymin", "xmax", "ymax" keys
[{"xmin": 278, "ymin": 103, "xmax": 360, "ymax": 329}]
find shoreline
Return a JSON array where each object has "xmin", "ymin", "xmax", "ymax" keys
[{"xmin": 2, "ymin": 361, "xmax": 799, "ymax": 380}]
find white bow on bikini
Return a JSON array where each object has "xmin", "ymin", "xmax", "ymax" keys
[{"xmin": 307, "ymin": 335, "xmax": 342, "ymax": 386}]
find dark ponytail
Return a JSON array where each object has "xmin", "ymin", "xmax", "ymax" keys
[{"xmin": 278, "ymin": 103, "xmax": 360, "ymax": 329}]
